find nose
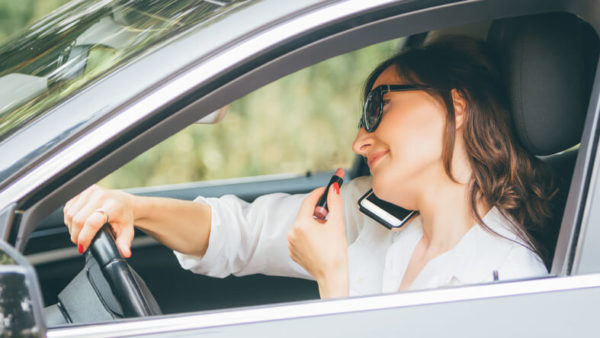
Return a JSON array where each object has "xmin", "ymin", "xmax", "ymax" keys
[{"xmin": 352, "ymin": 127, "xmax": 373, "ymax": 156}]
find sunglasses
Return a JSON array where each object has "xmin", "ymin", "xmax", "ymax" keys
[{"xmin": 359, "ymin": 84, "xmax": 430, "ymax": 132}]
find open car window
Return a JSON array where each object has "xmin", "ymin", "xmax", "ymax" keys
[{"xmin": 99, "ymin": 38, "xmax": 405, "ymax": 188}]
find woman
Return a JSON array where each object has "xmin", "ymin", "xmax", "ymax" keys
[{"xmin": 64, "ymin": 36, "xmax": 555, "ymax": 298}]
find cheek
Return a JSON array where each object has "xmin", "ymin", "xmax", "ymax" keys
[
  {"xmin": 388, "ymin": 105, "xmax": 445, "ymax": 163},
  {"xmin": 372, "ymin": 103, "xmax": 446, "ymax": 204}
]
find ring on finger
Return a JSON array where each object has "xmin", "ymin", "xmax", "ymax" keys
[{"xmin": 95, "ymin": 209, "xmax": 110, "ymax": 224}]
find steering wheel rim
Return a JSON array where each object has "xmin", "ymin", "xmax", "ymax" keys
[{"xmin": 87, "ymin": 224, "xmax": 161, "ymax": 317}]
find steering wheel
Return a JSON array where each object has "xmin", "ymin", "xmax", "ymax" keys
[
  {"xmin": 88, "ymin": 224, "xmax": 161, "ymax": 317},
  {"xmin": 45, "ymin": 224, "xmax": 161, "ymax": 324}
]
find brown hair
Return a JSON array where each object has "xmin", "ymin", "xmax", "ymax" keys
[{"xmin": 364, "ymin": 36, "xmax": 558, "ymax": 263}]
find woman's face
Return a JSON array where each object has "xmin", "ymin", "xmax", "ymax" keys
[{"xmin": 352, "ymin": 66, "xmax": 448, "ymax": 208}]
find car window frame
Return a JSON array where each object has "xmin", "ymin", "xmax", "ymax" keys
[{"xmin": 569, "ymin": 62, "xmax": 600, "ymax": 275}]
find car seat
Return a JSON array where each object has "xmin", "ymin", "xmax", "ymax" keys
[{"xmin": 487, "ymin": 12, "xmax": 599, "ymax": 269}]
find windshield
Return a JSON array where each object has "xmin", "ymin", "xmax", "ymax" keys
[{"xmin": 0, "ymin": 0, "xmax": 246, "ymax": 142}]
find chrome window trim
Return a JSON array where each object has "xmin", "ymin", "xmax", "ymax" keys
[
  {"xmin": 552, "ymin": 57, "xmax": 600, "ymax": 275},
  {"xmin": 124, "ymin": 172, "xmax": 315, "ymax": 195},
  {"xmin": 47, "ymin": 273, "xmax": 600, "ymax": 337},
  {"xmin": 571, "ymin": 62, "xmax": 600, "ymax": 274},
  {"xmin": 573, "ymin": 144, "xmax": 600, "ymax": 273},
  {"xmin": 0, "ymin": 0, "xmax": 398, "ymax": 209}
]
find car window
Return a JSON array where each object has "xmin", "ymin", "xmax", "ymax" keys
[
  {"xmin": 0, "ymin": 0, "xmax": 247, "ymax": 143},
  {"xmin": 99, "ymin": 38, "xmax": 405, "ymax": 189}
]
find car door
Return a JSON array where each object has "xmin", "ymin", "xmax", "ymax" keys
[{"xmin": 3, "ymin": 0, "xmax": 600, "ymax": 336}]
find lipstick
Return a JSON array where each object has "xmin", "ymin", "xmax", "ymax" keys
[{"xmin": 313, "ymin": 168, "xmax": 345, "ymax": 220}]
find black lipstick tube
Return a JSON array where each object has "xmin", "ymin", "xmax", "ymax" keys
[{"xmin": 313, "ymin": 168, "xmax": 345, "ymax": 220}]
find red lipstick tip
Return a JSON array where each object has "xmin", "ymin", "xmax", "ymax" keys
[
  {"xmin": 313, "ymin": 206, "xmax": 328, "ymax": 220},
  {"xmin": 334, "ymin": 168, "xmax": 345, "ymax": 179}
]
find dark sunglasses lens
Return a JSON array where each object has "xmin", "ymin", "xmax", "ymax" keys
[{"xmin": 363, "ymin": 91, "xmax": 381, "ymax": 131}]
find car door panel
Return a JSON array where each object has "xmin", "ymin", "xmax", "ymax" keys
[
  {"xmin": 46, "ymin": 274, "xmax": 600, "ymax": 337},
  {"xmin": 195, "ymin": 282, "xmax": 599, "ymax": 337}
]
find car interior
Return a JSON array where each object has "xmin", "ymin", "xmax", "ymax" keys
[{"xmin": 24, "ymin": 9, "xmax": 599, "ymax": 326}]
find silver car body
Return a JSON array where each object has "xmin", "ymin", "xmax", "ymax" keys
[{"xmin": 0, "ymin": 0, "xmax": 599, "ymax": 336}]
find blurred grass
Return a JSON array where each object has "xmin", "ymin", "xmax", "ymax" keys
[{"xmin": 99, "ymin": 38, "xmax": 404, "ymax": 189}]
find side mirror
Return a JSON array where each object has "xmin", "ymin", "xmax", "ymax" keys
[
  {"xmin": 195, "ymin": 105, "xmax": 229, "ymax": 124},
  {"xmin": 0, "ymin": 240, "xmax": 46, "ymax": 337}
]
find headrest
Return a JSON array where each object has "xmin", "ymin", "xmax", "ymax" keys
[{"xmin": 487, "ymin": 13, "xmax": 599, "ymax": 156}]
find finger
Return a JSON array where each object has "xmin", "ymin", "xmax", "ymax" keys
[
  {"xmin": 63, "ymin": 193, "xmax": 82, "ymax": 229},
  {"xmin": 69, "ymin": 203, "xmax": 100, "ymax": 244},
  {"xmin": 76, "ymin": 211, "xmax": 107, "ymax": 252},
  {"xmin": 67, "ymin": 189, "xmax": 98, "ymax": 225},
  {"xmin": 71, "ymin": 186, "xmax": 95, "ymax": 213},
  {"xmin": 102, "ymin": 198, "xmax": 122, "ymax": 226},
  {"xmin": 298, "ymin": 187, "xmax": 327, "ymax": 216},
  {"xmin": 74, "ymin": 184, "xmax": 102, "ymax": 208},
  {"xmin": 115, "ymin": 225, "xmax": 134, "ymax": 258}
]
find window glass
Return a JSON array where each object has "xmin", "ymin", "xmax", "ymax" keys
[
  {"xmin": 99, "ymin": 38, "xmax": 405, "ymax": 189},
  {"xmin": 0, "ymin": 0, "xmax": 246, "ymax": 142}
]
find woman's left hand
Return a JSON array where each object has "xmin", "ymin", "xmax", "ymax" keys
[{"xmin": 287, "ymin": 182, "xmax": 349, "ymax": 298}]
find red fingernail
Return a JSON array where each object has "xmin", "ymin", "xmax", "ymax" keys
[
  {"xmin": 333, "ymin": 182, "xmax": 340, "ymax": 195},
  {"xmin": 78, "ymin": 244, "xmax": 84, "ymax": 254}
]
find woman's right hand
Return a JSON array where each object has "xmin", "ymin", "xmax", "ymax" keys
[
  {"xmin": 287, "ymin": 183, "xmax": 349, "ymax": 298},
  {"xmin": 63, "ymin": 185, "xmax": 136, "ymax": 258}
]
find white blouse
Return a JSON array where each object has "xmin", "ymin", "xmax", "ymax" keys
[{"xmin": 174, "ymin": 176, "xmax": 548, "ymax": 296}]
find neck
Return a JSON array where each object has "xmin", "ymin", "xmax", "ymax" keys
[{"xmin": 415, "ymin": 174, "xmax": 483, "ymax": 254}]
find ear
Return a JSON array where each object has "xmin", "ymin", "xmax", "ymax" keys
[{"xmin": 451, "ymin": 89, "xmax": 467, "ymax": 129}]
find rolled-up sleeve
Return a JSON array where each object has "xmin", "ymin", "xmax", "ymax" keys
[{"xmin": 174, "ymin": 192, "xmax": 313, "ymax": 280}]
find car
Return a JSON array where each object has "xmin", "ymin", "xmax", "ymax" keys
[{"xmin": 1, "ymin": 0, "xmax": 600, "ymax": 336}]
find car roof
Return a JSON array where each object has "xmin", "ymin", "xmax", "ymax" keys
[{"xmin": 0, "ymin": 0, "xmax": 326, "ymax": 187}]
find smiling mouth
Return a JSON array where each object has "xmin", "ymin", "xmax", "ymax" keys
[{"xmin": 368, "ymin": 150, "xmax": 389, "ymax": 169}]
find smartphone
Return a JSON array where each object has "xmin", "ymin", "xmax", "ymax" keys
[{"xmin": 358, "ymin": 189, "xmax": 418, "ymax": 230}]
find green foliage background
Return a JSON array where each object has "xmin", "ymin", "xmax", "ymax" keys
[{"xmin": 1, "ymin": 1, "xmax": 402, "ymax": 190}]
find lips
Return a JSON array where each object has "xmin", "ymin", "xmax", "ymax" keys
[{"xmin": 368, "ymin": 150, "xmax": 389, "ymax": 170}]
